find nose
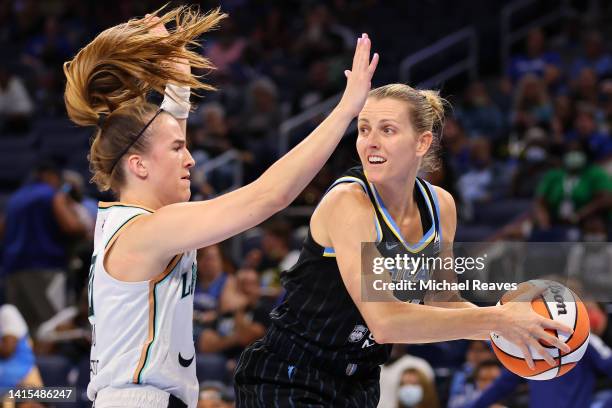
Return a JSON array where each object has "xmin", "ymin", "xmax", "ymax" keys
[
  {"xmin": 368, "ymin": 131, "xmax": 382, "ymax": 150},
  {"xmin": 185, "ymin": 149, "xmax": 195, "ymax": 168}
]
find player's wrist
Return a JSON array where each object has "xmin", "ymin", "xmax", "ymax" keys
[{"xmin": 160, "ymin": 83, "xmax": 190, "ymax": 119}]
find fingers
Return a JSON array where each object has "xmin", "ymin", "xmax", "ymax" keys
[
  {"xmin": 527, "ymin": 337, "xmax": 557, "ymax": 367},
  {"xmin": 516, "ymin": 341, "xmax": 535, "ymax": 370},
  {"xmin": 351, "ymin": 33, "xmax": 376, "ymax": 74},
  {"xmin": 541, "ymin": 318, "xmax": 574, "ymax": 336},
  {"xmin": 515, "ymin": 283, "xmax": 546, "ymax": 302},
  {"xmin": 538, "ymin": 330, "xmax": 571, "ymax": 353},
  {"xmin": 368, "ymin": 53, "xmax": 379, "ymax": 76}
]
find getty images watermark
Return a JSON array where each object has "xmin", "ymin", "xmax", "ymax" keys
[{"xmin": 360, "ymin": 242, "xmax": 612, "ymax": 303}]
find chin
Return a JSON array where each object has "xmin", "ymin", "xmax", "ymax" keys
[{"xmin": 363, "ymin": 164, "xmax": 386, "ymax": 183}]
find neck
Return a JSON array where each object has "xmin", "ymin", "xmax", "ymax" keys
[
  {"xmin": 370, "ymin": 170, "xmax": 419, "ymax": 223},
  {"xmin": 118, "ymin": 187, "xmax": 165, "ymax": 211}
]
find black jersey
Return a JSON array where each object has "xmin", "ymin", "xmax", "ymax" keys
[{"xmin": 267, "ymin": 166, "xmax": 442, "ymax": 377}]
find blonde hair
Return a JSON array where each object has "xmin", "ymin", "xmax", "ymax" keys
[
  {"xmin": 368, "ymin": 84, "xmax": 446, "ymax": 173},
  {"xmin": 63, "ymin": 5, "xmax": 227, "ymax": 192}
]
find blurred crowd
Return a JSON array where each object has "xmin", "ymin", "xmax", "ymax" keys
[{"xmin": 2, "ymin": 0, "xmax": 612, "ymax": 407}]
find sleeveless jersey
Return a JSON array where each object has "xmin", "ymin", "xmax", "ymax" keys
[
  {"xmin": 269, "ymin": 167, "xmax": 442, "ymax": 373},
  {"xmin": 87, "ymin": 202, "xmax": 198, "ymax": 407}
]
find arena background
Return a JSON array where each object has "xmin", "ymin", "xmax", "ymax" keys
[{"xmin": 1, "ymin": 0, "xmax": 612, "ymax": 407}]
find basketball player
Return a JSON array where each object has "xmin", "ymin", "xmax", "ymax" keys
[
  {"xmin": 62, "ymin": 6, "xmax": 378, "ymax": 408},
  {"xmin": 234, "ymin": 84, "xmax": 574, "ymax": 407}
]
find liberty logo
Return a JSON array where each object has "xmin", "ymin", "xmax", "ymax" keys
[
  {"xmin": 181, "ymin": 263, "xmax": 197, "ymax": 299},
  {"xmin": 287, "ymin": 365, "xmax": 295, "ymax": 379}
]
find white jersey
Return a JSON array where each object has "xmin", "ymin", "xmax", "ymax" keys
[{"xmin": 87, "ymin": 202, "xmax": 198, "ymax": 407}]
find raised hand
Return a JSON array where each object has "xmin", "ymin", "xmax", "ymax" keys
[
  {"xmin": 144, "ymin": 14, "xmax": 190, "ymax": 78},
  {"xmin": 338, "ymin": 33, "xmax": 379, "ymax": 118}
]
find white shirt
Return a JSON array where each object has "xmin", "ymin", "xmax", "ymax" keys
[{"xmin": 87, "ymin": 202, "xmax": 198, "ymax": 407}]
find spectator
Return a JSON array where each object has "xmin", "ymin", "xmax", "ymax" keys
[
  {"xmin": 292, "ymin": 3, "xmax": 347, "ymax": 66},
  {"xmin": 507, "ymin": 28, "xmax": 562, "ymax": 87},
  {"xmin": 442, "ymin": 117, "xmax": 472, "ymax": 176},
  {"xmin": 565, "ymin": 215, "xmax": 612, "ymax": 299},
  {"xmin": 533, "ymin": 141, "xmax": 612, "ymax": 230},
  {"xmin": 190, "ymin": 103, "xmax": 242, "ymax": 191},
  {"xmin": 35, "ymin": 288, "xmax": 91, "ymax": 362},
  {"xmin": 448, "ymin": 341, "xmax": 496, "ymax": 408},
  {"xmin": 456, "ymin": 81, "xmax": 505, "ymax": 139},
  {"xmin": 256, "ymin": 218, "xmax": 300, "ymax": 296},
  {"xmin": 468, "ymin": 334, "xmax": 612, "ymax": 408},
  {"xmin": 197, "ymin": 381, "xmax": 234, "ymax": 408},
  {"xmin": 193, "ymin": 245, "xmax": 244, "ymax": 336},
  {"xmin": 0, "ymin": 304, "xmax": 43, "ymax": 389},
  {"xmin": 0, "ymin": 64, "xmax": 34, "ymax": 133},
  {"xmin": 396, "ymin": 367, "xmax": 439, "ymax": 408},
  {"xmin": 204, "ymin": 17, "xmax": 247, "ymax": 79},
  {"xmin": 291, "ymin": 60, "xmax": 338, "ymax": 114},
  {"xmin": 569, "ymin": 31, "xmax": 612, "ymax": 80},
  {"xmin": 565, "ymin": 105, "xmax": 612, "ymax": 161},
  {"xmin": 511, "ymin": 137, "xmax": 552, "ymax": 198},
  {"xmin": 237, "ymin": 77, "xmax": 282, "ymax": 180},
  {"xmin": 511, "ymin": 74, "xmax": 554, "ymax": 133},
  {"xmin": 2, "ymin": 160, "xmax": 88, "ymax": 331},
  {"xmin": 22, "ymin": 16, "xmax": 72, "ymax": 72},
  {"xmin": 551, "ymin": 95, "xmax": 576, "ymax": 141},
  {"xmin": 571, "ymin": 68, "xmax": 600, "ymax": 106},
  {"xmin": 379, "ymin": 345, "xmax": 435, "ymax": 408},
  {"xmin": 457, "ymin": 138, "xmax": 507, "ymax": 219},
  {"xmin": 197, "ymin": 269, "xmax": 275, "ymax": 369}
]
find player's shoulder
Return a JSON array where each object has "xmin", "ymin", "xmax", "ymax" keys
[
  {"xmin": 430, "ymin": 184, "xmax": 456, "ymax": 212},
  {"xmin": 313, "ymin": 182, "xmax": 374, "ymax": 232},
  {"xmin": 321, "ymin": 182, "xmax": 372, "ymax": 213}
]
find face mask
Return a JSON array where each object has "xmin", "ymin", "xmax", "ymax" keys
[
  {"xmin": 398, "ymin": 384, "xmax": 423, "ymax": 407},
  {"xmin": 525, "ymin": 146, "xmax": 547, "ymax": 163},
  {"xmin": 564, "ymin": 151, "xmax": 587, "ymax": 171}
]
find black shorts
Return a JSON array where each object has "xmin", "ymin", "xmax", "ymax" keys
[{"xmin": 234, "ymin": 339, "xmax": 381, "ymax": 407}]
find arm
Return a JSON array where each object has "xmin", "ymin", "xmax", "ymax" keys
[
  {"xmin": 317, "ymin": 184, "xmax": 572, "ymax": 368},
  {"xmin": 424, "ymin": 186, "xmax": 476, "ymax": 309},
  {"xmin": 587, "ymin": 334, "xmax": 612, "ymax": 376},
  {"xmin": 468, "ymin": 368, "xmax": 522, "ymax": 408},
  {"xmin": 0, "ymin": 335, "xmax": 18, "ymax": 359},
  {"xmin": 124, "ymin": 34, "xmax": 379, "ymax": 262},
  {"xmin": 52, "ymin": 192, "xmax": 87, "ymax": 237}
]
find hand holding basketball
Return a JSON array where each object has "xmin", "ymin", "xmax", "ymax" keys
[
  {"xmin": 338, "ymin": 33, "xmax": 379, "ymax": 118},
  {"xmin": 494, "ymin": 284, "xmax": 573, "ymax": 369},
  {"xmin": 491, "ymin": 281, "xmax": 590, "ymax": 380}
]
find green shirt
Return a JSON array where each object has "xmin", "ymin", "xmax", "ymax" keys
[{"xmin": 536, "ymin": 165, "xmax": 612, "ymax": 219}]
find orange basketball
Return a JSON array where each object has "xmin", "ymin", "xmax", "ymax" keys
[{"xmin": 489, "ymin": 280, "xmax": 590, "ymax": 380}]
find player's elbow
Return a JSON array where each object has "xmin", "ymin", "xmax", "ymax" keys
[
  {"xmin": 258, "ymin": 182, "xmax": 292, "ymax": 212},
  {"xmin": 368, "ymin": 319, "xmax": 393, "ymax": 345}
]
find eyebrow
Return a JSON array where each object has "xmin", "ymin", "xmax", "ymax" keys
[
  {"xmin": 357, "ymin": 118, "xmax": 400, "ymax": 125},
  {"xmin": 172, "ymin": 139, "xmax": 186, "ymax": 146}
]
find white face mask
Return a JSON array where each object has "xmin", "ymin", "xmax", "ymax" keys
[{"xmin": 398, "ymin": 384, "xmax": 423, "ymax": 407}]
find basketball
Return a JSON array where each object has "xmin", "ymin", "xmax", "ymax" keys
[{"xmin": 490, "ymin": 280, "xmax": 590, "ymax": 380}]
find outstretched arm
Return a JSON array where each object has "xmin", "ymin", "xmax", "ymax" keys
[{"xmin": 122, "ymin": 34, "xmax": 379, "ymax": 263}]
